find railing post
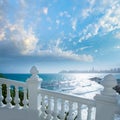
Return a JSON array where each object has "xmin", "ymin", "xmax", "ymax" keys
[
  {"xmin": 94, "ymin": 74, "xmax": 118, "ymax": 120},
  {"xmin": 27, "ymin": 66, "xmax": 42, "ymax": 110}
]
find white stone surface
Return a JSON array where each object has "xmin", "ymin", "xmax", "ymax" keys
[
  {"xmin": 95, "ymin": 74, "xmax": 119, "ymax": 120},
  {"xmin": 0, "ymin": 107, "xmax": 40, "ymax": 120}
]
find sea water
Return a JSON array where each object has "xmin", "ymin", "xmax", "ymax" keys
[{"xmin": 3, "ymin": 73, "xmax": 120, "ymax": 99}]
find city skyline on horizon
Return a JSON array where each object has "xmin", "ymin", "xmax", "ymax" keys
[
  {"xmin": 1, "ymin": 66, "xmax": 120, "ymax": 74},
  {"xmin": 0, "ymin": 0, "xmax": 120, "ymax": 73},
  {"xmin": 59, "ymin": 67, "xmax": 120, "ymax": 73}
]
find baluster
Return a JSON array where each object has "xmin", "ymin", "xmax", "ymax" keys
[
  {"xmin": 14, "ymin": 86, "xmax": 20, "ymax": 109},
  {"xmin": 6, "ymin": 84, "xmax": 12, "ymax": 108},
  {"xmin": 76, "ymin": 103, "xmax": 82, "ymax": 120},
  {"xmin": 0, "ymin": 83, "xmax": 3, "ymax": 106},
  {"xmin": 46, "ymin": 95, "xmax": 52, "ymax": 120},
  {"xmin": 23, "ymin": 87, "xmax": 28, "ymax": 109},
  {"xmin": 40, "ymin": 94, "xmax": 46, "ymax": 119},
  {"xmin": 59, "ymin": 99, "xmax": 65, "ymax": 120},
  {"xmin": 87, "ymin": 105, "xmax": 92, "ymax": 120},
  {"xmin": 67, "ymin": 101, "xmax": 74, "ymax": 120},
  {"xmin": 52, "ymin": 97, "xmax": 58, "ymax": 120}
]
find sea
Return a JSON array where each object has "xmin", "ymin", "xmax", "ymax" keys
[{"xmin": 2, "ymin": 73, "xmax": 120, "ymax": 99}]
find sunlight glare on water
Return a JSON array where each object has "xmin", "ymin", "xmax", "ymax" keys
[{"xmin": 51, "ymin": 73, "xmax": 104, "ymax": 99}]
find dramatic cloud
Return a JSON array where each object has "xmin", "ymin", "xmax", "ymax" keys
[
  {"xmin": 0, "ymin": 0, "xmax": 38, "ymax": 55},
  {"xmin": 38, "ymin": 47, "xmax": 93, "ymax": 62},
  {"xmin": 0, "ymin": 22, "xmax": 38, "ymax": 55},
  {"xmin": 55, "ymin": 50, "xmax": 93, "ymax": 62},
  {"xmin": 35, "ymin": 38, "xmax": 93, "ymax": 62},
  {"xmin": 0, "ymin": 0, "xmax": 120, "ymax": 72},
  {"xmin": 9, "ymin": 25, "xmax": 38, "ymax": 55}
]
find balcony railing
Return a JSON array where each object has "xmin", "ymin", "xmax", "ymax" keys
[
  {"xmin": 0, "ymin": 78, "xmax": 28, "ymax": 109},
  {"xmin": 0, "ymin": 66, "xmax": 120, "ymax": 120},
  {"xmin": 39, "ymin": 88, "xmax": 95, "ymax": 120}
]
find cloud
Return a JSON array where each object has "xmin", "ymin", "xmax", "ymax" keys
[
  {"xmin": 0, "ymin": 40, "xmax": 17, "ymax": 56},
  {"xmin": 0, "ymin": 0, "xmax": 97, "ymax": 63},
  {"xmin": 59, "ymin": 11, "xmax": 71, "ymax": 18},
  {"xmin": 79, "ymin": 0, "xmax": 120, "ymax": 41},
  {"xmin": 19, "ymin": 0, "xmax": 27, "ymax": 8},
  {"xmin": 81, "ymin": 8, "xmax": 93, "ymax": 19},
  {"xmin": 0, "ymin": 21, "xmax": 38, "ymax": 55},
  {"xmin": 9, "ymin": 24, "xmax": 38, "ymax": 55},
  {"xmin": 38, "ymin": 48, "xmax": 93, "ymax": 62},
  {"xmin": 37, "ymin": 39, "xmax": 93, "ymax": 62},
  {"xmin": 0, "ymin": 30, "xmax": 5, "ymax": 41},
  {"xmin": 88, "ymin": 0, "xmax": 95, "ymax": 6},
  {"xmin": 55, "ymin": 50, "xmax": 93, "ymax": 62},
  {"xmin": 71, "ymin": 19, "xmax": 77, "ymax": 31},
  {"xmin": 79, "ymin": 23, "xmax": 99, "ymax": 41},
  {"xmin": 48, "ymin": 26, "xmax": 52, "ymax": 30},
  {"xmin": 114, "ymin": 32, "xmax": 120, "ymax": 39},
  {"xmin": 114, "ymin": 45, "xmax": 120, "ymax": 49},
  {"xmin": 81, "ymin": 0, "xmax": 95, "ymax": 19},
  {"xmin": 0, "ymin": 0, "xmax": 9, "ymax": 41},
  {"xmin": 56, "ymin": 19, "xmax": 60, "ymax": 25},
  {"xmin": 94, "ymin": 50, "xmax": 98, "ymax": 53},
  {"xmin": 79, "ymin": 46, "xmax": 92, "ymax": 51},
  {"xmin": 43, "ymin": 7, "xmax": 48, "ymax": 15},
  {"xmin": 0, "ymin": 0, "xmax": 38, "ymax": 55}
]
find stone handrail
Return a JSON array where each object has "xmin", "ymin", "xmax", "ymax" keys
[
  {"xmin": 39, "ymin": 88, "xmax": 95, "ymax": 106},
  {"xmin": 0, "ymin": 78, "xmax": 25, "ymax": 86}
]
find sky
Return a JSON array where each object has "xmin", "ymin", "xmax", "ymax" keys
[{"xmin": 0, "ymin": 0, "xmax": 120, "ymax": 73}]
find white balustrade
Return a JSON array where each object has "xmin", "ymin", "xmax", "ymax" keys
[
  {"xmin": 46, "ymin": 95, "xmax": 52, "ymax": 120},
  {"xmin": 67, "ymin": 101, "xmax": 74, "ymax": 120},
  {"xmin": 87, "ymin": 105, "xmax": 92, "ymax": 120},
  {"xmin": 76, "ymin": 103, "xmax": 82, "ymax": 120},
  {"xmin": 0, "ymin": 67, "xmax": 120, "ymax": 120},
  {"xmin": 23, "ymin": 87, "xmax": 28, "ymax": 109},
  {"xmin": 40, "ymin": 94, "xmax": 47, "ymax": 119},
  {"xmin": 59, "ymin": 99, "xmax": 65, "ymax": 120},
  {"xmin": 52, "ymin": 97, "xmax": 58, "ymax": 120},
  {"xmin": 14, "ymin": 86, "xmax": 20, "ymax": 109},
  {"xmin": 6, "ymin": 84, "xmax": 12, "ymax": 108},
  {"xmin": 0, "ymin": 78, "xmax": 28, "ymax": 109},
  {"xmin": 38, "ymin": 89, "xmax": 95, "ymax": 120}
]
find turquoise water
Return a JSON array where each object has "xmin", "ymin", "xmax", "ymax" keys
[
  {"xmin": 2, "ymin": 73, "xmax": 120, "ymax": 99},
  {"xmin": 3, "ymin": 73, "xmax": 120, "ymax": 81},
  {"xmin": 3, "ymin": 73, "xmax": 120, "ymax": 90}
]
